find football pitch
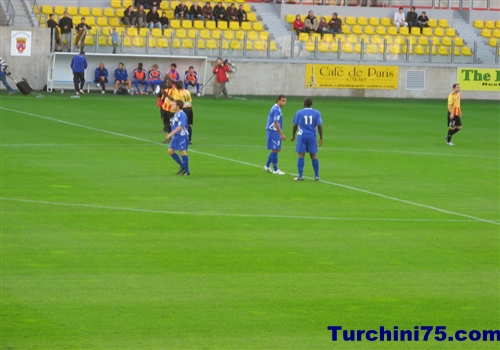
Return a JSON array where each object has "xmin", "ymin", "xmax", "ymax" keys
[{"xmin": 1, "ymin": 91, "xmax": 499, "ymax": 349}]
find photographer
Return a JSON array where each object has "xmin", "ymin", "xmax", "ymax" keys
[
  {"xmin": 212, "ymin": 57, "xmax": 230, "ymax": 99},
  {"xmin": 0, "ymin": 57, "xmax": 16, "ymax": 95}
]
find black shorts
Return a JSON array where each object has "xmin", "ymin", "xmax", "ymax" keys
[
  {"xmin": 161, "ymin": 110, "xmax": 174, "ymax": 120},
  {"xmin": 447, "ymin": 113, "xmax": 462, "ymax": 127},
  {"xmin": 184, "ymin": 107, "xmax": 193, "ymax": 125}
]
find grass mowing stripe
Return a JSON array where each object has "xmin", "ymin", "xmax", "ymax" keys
[
  {"xmin": 1, "ymin": 197, "xmax": 488, "ymax": 223},
  {"xmin": 2, "ymin": 106, "xmax": 498, "ymax": 227}
]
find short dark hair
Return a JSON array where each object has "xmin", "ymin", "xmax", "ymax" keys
[
  {"xmin": 411, "ymin": 6, "xmax": 415, "ymax": 9},
  {"xmin": 175, "ymin": 99, "xmax": 185, "ymax": 109},
  {"xmin": 49, "ymin": 13, "xmax": 54, "ymax": 17},
  {"xmin": 399, "ymin": 7, "xmax": 403, "ymax": 10},
  {"xmin": 304, "ymin": 98, "xmax": 313, "ymax": 108},
  {"xmin": 171, "ymin": 63, "xmax": 177, "ymax": 68},
  {"xmin": 174, "ymin": 80, "xmax": 183, "ymax": 89},
  {"xmin": 276, "ymin": 94, "xmax": 286, "ymax": 102},
  {"xmin": 422, "ymin": 11, "xmax": 426, "ymax": 14},
  {"xmin": 189, "ymin": 66, "xmax": 194, "ymax": 69},
  {"xmin": 80, "ymin": 50, "xmax": 85, "ymax": 55},
  {"xmin": 452, "ymin": 83, "xmax": 459, "ymax": 88}
]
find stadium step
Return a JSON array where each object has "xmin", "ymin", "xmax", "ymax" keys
[
  {"xmin": 8, "ymin": 0, "xmax": 34, "ymax": 27},
  {"xmin": 452, "ymin": 11, "xmax": 495, "ymax": 63},
  {"xmin": 251, "ymin": 3, "xmax": 292, "ymax": 38}
]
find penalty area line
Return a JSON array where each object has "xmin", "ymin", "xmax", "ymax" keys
[{"xmin": 2, "ymin": 107, "xmax": 498, "ymax": 226}]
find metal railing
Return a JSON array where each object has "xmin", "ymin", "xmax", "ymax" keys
[{"xmin": 3, "ymin": 0, "xmax": 15, "ymax": 26}]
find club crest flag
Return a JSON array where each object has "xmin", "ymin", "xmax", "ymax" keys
[{"xmin": 11, "ymin": 31, "xmax": 32, "ymax": 56}]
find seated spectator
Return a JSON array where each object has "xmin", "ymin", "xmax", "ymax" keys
[
  {"xmin": 318, "ymin": 17, "xmax": 329, "ymax": 37},
  {"xmin": 292, "ymin": 14, "xmax": 304, "ymax": 37},
  {"xmin": 184, "ymin": 66, "xmax": 200, "ymax": 96},
  {"xmin": 114, "ymin": 62, "xmax": 132, "ymax": 95},
  {"xmin": 147, "ymin": 0, "xmax": 162, "ymax": 9},
  {"xmin": 94, "ymin": 63, "xmax": 109, "ymax": 94},
  {"xmin": 213, "ymin": 2, "xmax": 226, "ymax": 25},
  {"xmin": 418, "ymin": 11, "xmax": 429, "ymax": 28},
  {"xmin": 168, "ymin": 63, "xmax": 181, "ymax": 81},
  {"xmin": 394, "ymin": 7, "xmax": 407, "ymax": 32},
  {"xmin": 134, "ymin": 5, "xmax": 148, "ymax": 28},
  {"xmin": 328, "ymin": 12, "xmax": 342, "ymax": 35},
  {"xmin": 133, "ymin": 62, "xmax": 149, "ymax": 95},
  {"xmin": 148, "ymin": 64, "xmax": 162, "ymax": 93},
  {"xmin": 304, "ymin": 11, "xmax": 319, "ymax": 34},
  {"xmin": 175, "ymin": 2, "xmax": 190, "ymax": 20},
  {"xmin": 122, "ymin": 6, "xmax": 135, "ymax": 27},
  {"xmin": 237, "ymin": 5, "xmax": 247, "ymax": 26},
  {"xmin": 147, "ymin": 6, "xmax": 162, "ymax": 30},
  {"xmin": 190, "ymin": 2, "xmax": 203, "ymax": 21},
  {"xmin": 202, "ymin": 2, "xmax": 214, "ymax": 21},
  {"xmin": 225, "ymin": 3, "xmax": 238, "ymax": 23},
  {"xmin": 159, "ymin": 12, "xmax": 170, "ymax": 30},
  {"xmin": 135, "ymin": 0, "xmax": 149, "ymax": 10},
  {"xmin": 407, "ymin": 6, "xmax": 422, "ymax": 32}
]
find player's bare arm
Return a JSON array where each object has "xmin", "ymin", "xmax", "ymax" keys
[
  {"xmin": 318, "ymin": 125, "xmax": 323, "ymax": 147},
  {"xmin": 291, "ymin": 124, "xmax": 298, "ymax": 141},
  {"xmin": 274, "ymin": 121, "xmax": 286, "ymax": 140},
  {"xmin": 167, "ymin": 125, "xmax": 182, "ymax": 141}
]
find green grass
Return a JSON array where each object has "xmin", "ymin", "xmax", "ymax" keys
[{"xmin": 1, "ymin": 91, "xmax": 499, "ymax": 349}]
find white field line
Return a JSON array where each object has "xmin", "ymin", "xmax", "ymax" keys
[{"xmin": 2, "ymin": 107, "xmax": 499, "ymax": 226}]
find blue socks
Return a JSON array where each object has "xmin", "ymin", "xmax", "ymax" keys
[
  {"xmin": 312, "ymin": 159, "xmax": 319, "ymax": 178},
  {"xmin": 266, "ymin": 152, "xmax": 273, "ymax": 167},
  {"xmin": 298, "ymin": 158, "xmax": 305, "ymax": 178},
  {"xmin": 171, "ymin": 153, "xmax": 183, "ymax": 167},
  {"xmin": 182, "ymin": 155, "xmax": 189, "ymax": 173},
  {"xmin": 271, "ymin": 152, "xmax": 278, "ymax": 171}
]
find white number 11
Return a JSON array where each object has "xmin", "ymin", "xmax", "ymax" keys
[{"xmin": 303, "ymin": 115, "xmax": 312, "ymax": 125}]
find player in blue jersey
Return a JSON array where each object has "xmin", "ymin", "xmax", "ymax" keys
[
  {"xmin": 263, "ymin": 95, "xmax": 287, "ymax": 175},
  {"xmin": 291, "ymin": 98, "xmax": 323, "ymax": 181},
  {"xmin": 166, "ymin": 100, "xmax": 191, "ymax": 176}
]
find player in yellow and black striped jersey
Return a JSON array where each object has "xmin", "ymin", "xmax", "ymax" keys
[
  {"xmin": 175, "ymin": 81, "xmax": 194, "ymax": 144},
  {"xmin": 446, "ymin": 83, "xmax": 462, "ymax": 146}
]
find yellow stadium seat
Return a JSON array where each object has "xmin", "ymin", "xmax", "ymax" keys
[
  {"xmin": 246, "ymin": 41, "xmax": 253, "ymax": 50},
  {"xmin": 200, "ymin": 29, "xmax": 211, "ymax": 39},
  {"xmin": 485, "ymin": 20, "xmax": 495, "ymax": 29},
  {"xmin": 41, "ymin": 5, "xmax": 52, "ymax": 15},
  {"xmin": 148, "ymin": 38, "xmax": 156, "ymax": 47},
  {"xmin": 259, "ymin": 32, "xmax": 269, "ymax": 40},
  {"xmin": 393, "ymin": 36, "xmax": 404, "ymax": 45},
  {"xmin": 211, "ymin": 30, "xmax": 222, "ymax": 39},
  {"xmin": 123, "ymin": 37, "xmax": 132, "ymax": 47},
  {"xmin": 473, "ymin": 20, "xmax": 484, "ymax": 29},
  {"xmin": 330, "ymin": 42, "xmax": 339, "ymax": 52},
  {"xmin": 254, "ymin": 41, "xmax": 267, "ymax": 51},
  {"xmin": 229, "ymin": 21, "xmax": 239, "ymax": 30},
  {"xmin": 370, "ymin": 35, "xmax": 382, "ymax": 44},
  {"xmin": 298, "ymin": 33, "xmax": 309, "ymax": 42},
  {"xmin": 175, "ymin": 29, "xmax": 187, "ymax": 38},
  {"xmin": 399, "ymin": 27, "xmax": 410, "ymax": 36},
  {"xmin": 305, "ymin": 41, "xmax": 315, "ymax": 52},
  {"xmin": 110, "ymin": 0, "xmax": 121, "ymax": 8},
  {"xmin": 182, "ymin": 20, "xmax": 193, "ymax": 29},
  {"xmin": 497, "ymin": 20, "xmax": 500, "ymax": 29},
  {"xmin": 104, "ymin": 8, "xmax": 115, "ymax": 17},
  {"xmin": 241, "ymin": 22, "xmax": 252, "ymax": 31},
  {"xmin": 345, "ymin": 16, "xmax": 356, "ymax": 26},
  {"xmin": 375, "ymin": 26, "xmax": 387, "ymax": 35},
  {"xmin": 461, "ymin": 46, "xmax": 472, "ymax": 56},
  {"xmin": 441, "ymin": 37, "xmax": 452, "ymax": 46},
  {"xmin": 109, "ymin": 17, "xmax": 121, "ymax": 26},
  {"xmin": 369, "ymin": 17, "xmax": 380, "ymax": 26},
  {"xmin": 170, "ymin": 1, "xmax": 180, "ymax": 10},
  {"xmin": 206, "ymin": 39, "xmax": 218, "ymax": 49},
  {"xmin": 182, "ymin": 39, "xmax": 194, "ymax": 48},
  {"xmin": 418, "ymin": 36, "xmax": 429, "ymax": 45},
  {"xmin": 158, "ymin": 38, "xmax": 169, "ymax": 48},
  {"xmin": 98, "ymin": 36, "xmax": 108, "ymax": 46},
  {"xmin": 87, "ymin": 17, "xmax": 96, "ymax": 26},
  {"xmin": 115, "ymin": 27, "xmax": 125, "ymax": 35},
  {"xmin": 100, "ymin": 27, "xmax": 110, "ymax": 36},
  {"xmin": 230, "ymin": 40, "xmax": 242, "ymax": 50},
  {"xmin": 194, "ymin": 20, "xmax": 204, "ymax": 30},
  {"xmin": 410, "ymin": 27, "xmax": 421, "ymax": 36},
  {"xmin": 445, "ymin": 28, "xmax": 457, "ymax": 37},
  {"xmin": 247, "ymin": 13, "xmax": 257, "ymax": 22},
  {"xmin": 422, "ymin": 27, "xmax": 433, "ymax": 36},
  {"xmin": 357, "ymin": 17, "xmax": 368, "ymax": 26},
  {"xmin": 364, "ymin": 26, "xmax": 375, "ymax": 35},
  {"xmin": 407, "ymin": 36, "xmax": 417, "ymax": 45},
  {"xmin": 97, "ymin": 17, "xmax": 108, "ymax": 26},
  {"xmin": 248, "ymin": 31, "xmax": 259, "ymax": 40},
  {"xmin": 92, "ymin": 8, "xmax": 103, "ymax": 17},
  {"xmin": 454, "ymin": 37, "xmax": 465, "ymax": 46},
  {"xmin": 235, "ymin": 31, "xmax": 245, "ymax": 40},
  {"xmin": 126, "ymin": 27, "xmax": 137, "ymax": 36},
  {"xmin": 365, "ymin": 44, "xmax": 379, "ymax": 54},
  {"xmin": 160, "ymin": 2, "xmax": 169, "ymax": 10},
  {"xmin": 198, "ymin": 39, "xmax": 206, "ymax": 49},
  {"xmin": 387, "ymin": 27, "xmax": 398, "ymax": 36},
  {"xmin": 285, "ymin": 14, "xmax": 295, "ymax": 23},
  {"xmin": 224, "ymin": 30, "xmax": 234, "ymax": 40},
  {"xmin": 352, "ymin": 25, "xmax": 363, "ymax": 35},
  {"xmin": 67, "ymin": 6, "xmax": 78, "ymax": 16},
  {"xmin": 84, "ymin": 36, "xmax": 94, "ymax": 45},
  {"xmin": 438, "ymin": 46, "xmax": 449, "ymax": 55},
  {"xmin": 481, "ymin": 29, "xmax": 492, "ymax": 38},
  {"xmin": 187, "ymin": 29, "xmax": 197, "ymax": 39},
  {"xmin": 73, "ymin": 16, "xmax": 82, "ymax": 24},
  {"xmin": 430, "ymin": 36, "xmax": 440, "ymax": 46},
  {"xmin": 322, "ymin": 33, "xmax": 334, "ymax": 43},
  {"xmin": 428, "ymin": 18, "xmax": 437, "ymax": 27},
  {"xmin": 218, "ymin": 21, "xmax": 228, "ymax": 30},
  {"xmin": 270, "ymin": 41, "xmax": 278, "ymax": 51},
  {"xmin": 488, "ymin": 38, "xmax": 498, "ymax": 47},
  {"xmin": 342, "ymin": 25, "xmax": 351, "ymax": 34},
  {"xmin": 139, "ymin": 28, "xmax": 149, "ymax": 37},
  {"xmin": 414, "ymin": 45, "xmax": 428, "ymax": 55},
  {"xmin": 79, "ymin": 7, "xmax": 91, "ymax": 17},
  {"xmin": 434, "ymin": 28, "xmax": 445, "ymax": 37},
  {"xmin": 380, "ymin": 17, "xmax": 392, "ymax": 27},
  {"xmin": 253, "ymin": 22, "xmax": 264, "ymax": 31},
  {"xmin": 453, "ymin": 47, "xmax": 461, "ymax": 56},
  {"xmin": 151, "ymin": 28, "xmax": 162, "ymax": 37},
  {"xmin": 205, "ymin": 20, "xmax": 216, "ymax": 30},
  {"xmin": 438, "ymin": 19, "xmax": 450, "ymax": 28},
  {"xmin": 360, "ymin": 34, "xmax": 370, "ymax": 43},
  {"xmin": 123, "ymin": 0, "xmax": 133, "ymax": 8},
  {"xmin": 383, "ymin": 35, "xmax": 393, "ymax": 44},
  {"xmin": 89, "ymin": 27, "xmax": 98, "ymax": 36},
  {"xmin": 346, "ymin": 34, "xmax": 357, "ymax": 44},
  {"xmin": 493, "ymin": 29, "xmax": 500, "ymax": 38},
  {"xmin": 170, "ymin": 19, "xmax": 181, "ymax": 29},
  {"xmin": 54, "ymin": 6, "xmax": 65, "ymax": 15},
  {"xmin": 388, "ymin": 44, "xmax": 401, "ymax": 54}
]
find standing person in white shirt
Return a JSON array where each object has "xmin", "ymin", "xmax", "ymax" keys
[{"xmin": 394, "ymin": 7, "xmax": 407, "ymax": 32}]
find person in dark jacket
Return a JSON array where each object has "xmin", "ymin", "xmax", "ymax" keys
[
  {"xmin": 70, "ymin": 50, "xmax": 88, "ymax": 95},
  {"xmin": 237, "ymin": 5, "xmax": 247, "ymax": 26},
  {"xmin": 190, "ymin": 3, "xmax": 203, "ymax": 21},
  {"xmin": 225, "ymin": 3, "xmax": 238, "ymax": 23},
  {"xmin": 213, "ymin": 2, "xmax": 226, "ymax": 26},
  {"xmin": 133, "ymin": 5, "xmax": 148, "ymax": 28},
  {"xmin": 47, "ymin": 14, "xmax": 61, "ymax": 51},
  {"xmin": 114, "ymin": 62, "xmax": 132, "ymax": 94},
  {"xmin": 58, "ymin": 11, "xmax": 73, "ymax": 52},
  {"xmin": 147, "ymin": 6, "xmax": 161, "ymax": 30},
  {"xmin": 202, "ymin": 2, "xmax": 214, "ymax": 20},
  {"xmin": 94, "ymin": 63, "xmax": 109, "ymax": 94},
  {"xmin": 174, "ymin": 2, "xmax": 190, "ymax": 20},
  {"xmin": 122, "ymin": 6, "xmax": 135, "ymax": 26},
  {"xmin": 407, "ymin": 6, "xmax": 422, "ymax": 32}
]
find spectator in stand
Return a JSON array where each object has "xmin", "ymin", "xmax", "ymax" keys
[
  {"xmin": 202, "ymin": 2, "xmax": 214, "ymax": 21},
  {"xmin": 159, "ymin": 11, "xmax": 170, "ymax": 31},
  {"xmin": 407, "ymin": 6, "xmax": 422, "ymax": 33},
  {"xmin": 47, "ymin": 14, "xmax": 61, "ymax": 51},
  {"xmin": 122, "ymin": 6, "xmax": 135, "ymax": 26},
  {"xmin": 213, "ymin": 2, "xmax": 226, "ymax": 26},
  {"xmin": 148, "ymin": 64, "xmax": 162, "ymax": 93},
  {"xmin": 134, "ymin": 5, "xmax": 148, "ymax": 28},
  {"xmin": 190, "ymin": 2, "xmax": 203, "ymax": 21},
  {"xmin": 318, "ymin": 17, "xmax": 329, "ymax": 37},
  {"xmin": 225, "ymin": 3, "xmax": 238, "ymax": 23},
  {"xmin": 184, "ymin": 66, "xmax": 201, "ymax": 96},
  {"xmin": 394, "ymin": 7, "xmax": 407, "ymax": 32},
  {"xmin": 147, "ymin": 6, "xmax": 162, "ymax": 30},
  {"xmin": 58, "ymin": 11, "xmax": 73, "ymax": 52},
  {"xmin": 135, "ymin": 0, "xmax": 149, "ymax": 9},
  {"xmin": 292, "ymin": 15, "xmax": 304, "ymax": 37},
  {"xmin": 75, "ymin": 18, "xmax": 91, "ymax": 50},
  {"xmin": 175, "ymin": 2, "xmax": 190, "ymax": 20},
  {"xmin": 237, "ymin": 5, "xmax": 247, "ymax": 26},
  {"xmin": 114, "ymin": 62, "xmax": 132, "ymax": 95},
  {"xmin": 147, "ymin": 0, "xmax": 162, "ymax": 9},
  {"xmin": 94, "ymin": 63, "xmax": 109, "ymax": 94},
  {"xmin": 132, "ymin": 62, "xmax": 150, "ymax": 95},
  {"xmin": 168, "ymin": 63, "xmax": 181, "ymax": 81},
  {"xmin": 304, "ymin": 11, "xmax": 319, "ymax": 34},
  {"xmin": 418, "ymin": 11, "xmax": 429, "ymax": 28},
  {"xmin": 111, "ymin": 28, "xmax": 119, "ymax": 54},
  {"xmin": 328, "ymin": 12, "xmax": 342, "ymax": 35}
]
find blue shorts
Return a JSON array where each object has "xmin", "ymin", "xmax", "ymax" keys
[
  {"xmin": 266, "ymin": 130, "xmax": 282, "ymax": 151},
  {"xmin": 169, "ymin": 135, "xmax": 189, "ymax": 151},
  {"xmin": 296, "ymin": 134, "xmax": 318, "ymax": 154}
]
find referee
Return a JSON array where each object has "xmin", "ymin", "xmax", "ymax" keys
[
  {"xmin": 446, "ymin": 83, "xmax": 462, "ymax": 146},
  {"xmin": 175, "ymin": 80, "xmax": 194, "ymax": 145}
]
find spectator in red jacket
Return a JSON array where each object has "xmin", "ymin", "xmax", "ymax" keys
[
  {"xmin": 212, "ymin": 57, "xmax": 230, "ymax": 99},
  {"xmin": 293, "ymin": 14, "xmax": 304, "ymax": 37}
]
